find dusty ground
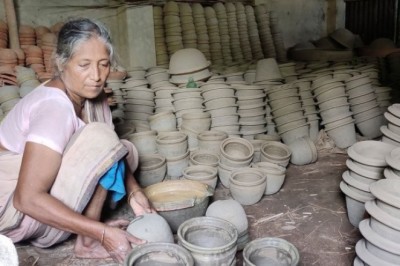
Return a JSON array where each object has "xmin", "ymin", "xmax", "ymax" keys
[{"xmin": 15, "ymin": 152, "xmax": 360, "ymax": 266}]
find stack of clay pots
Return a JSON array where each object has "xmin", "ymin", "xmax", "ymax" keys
[
  {"xmin": 355, "ymin": 179, "xmax": 400, "ymax": 265},
  {"xmin": 0, "ymin": 49, "xmax": 18, "ymax": 69},
  {"xmin": 136, "ymin": 154, "xmax": 167, "ymax": 187},
  {"xmin": 236, "ymin": 3, "xmax": 252, "ymax": 62},
  {"xmin": 179, "ymin": 3, "xmax": 197, "ymax": 49},
  {"xmin": 345, "ymin": 73, "xmax": 384, "ymax": 139},
  {"xmin": 218, "ymin": 137, "xmax": 254, "ymax": 188},
  {"xmin": 128, "ymin": 130, "xmax": 157, "ymax": 156},
  {"xmin": 312, "ymin": 74, "xmax": 357, "ymax": 148},
  {"xmin": 35, "ymin": 26, "xmax": 51, "ymax": 47},
  {"xmin": 180, "ymin": 111, "xmax": 211, "ymax": 151},
  {"xmin": 127, "ymin": 66, "xmax": 146, "ymax": 80},
  {"xmin": 254, "ymin": 58, "xmax": 283, "ymax": 84},
  {"xmin": 197, "ymin": 130, "xmax": 228, "ymax": 155},
  {"xmin": 204, "ymin": 7, "xmax": 224, "ymax": 66},
  {"xmin": 381, "ymin": 104, "xmax": 400, "ymax": 146},
  {"xmin": 201, "ymin": 82, "xmax": 239, "ymax": 136},
  {"xmin": 153, "ymin": 6, "xmax": 169, "ymax": 67},
  {"xmin": 0, "ymin": 85, "xmax": 20, "ymax": 116},
  {"xmin": 107, "ymin": 75, "xmax": 126, "ymax": 122},
  {"xmin": 254, "ymin": 5, "xmax": 276, "ymax": 59},
  {"xmin": 153, "ymin": 83, "xmax": 176, "ymax": 114},
  {"xmin": 24, "ymin": 45, "xmax": 45, "ymax": 77},
  {"xmin": 156, "ymin": 131, "xmax": 189, "ymax": 179},
  {"xmin": 189, "ymin": 149, "xmax": 219, "ymax": 170},
  {"xmin": 169, "ymin": 48, "xmax": 211, "ymax": 85},
  {"xmin": 279, "ymin": 62, "xmax": 298, "ymax": 83},
  {"xmin": 206, "ymin": 199, "xmax": 249, "ymax": 250},
  {"xmin": 213, "ymin": 3, "xmax": 233, "ymax": 65},
  {"xmin": 163, "ymin": 1, "xmax": 183, "ymax": 56},
  {"xmin": 148, "ymin": 111, "xmax": 176, "ymax": 134},
  {"xmin": 192, "ymin": 4, "xmax": 210, "ymax": 60},
  {"xmin": 145, "ymin": 67, "xmax": 169, "ymax": 86},
  {"xmin": 0, "ymin": 20, "xmax": 8, "ymax": 48},
  {"xmin": 259, "ymin": 141, "xmax": 291, "ymax": 168},
  {"xmin": 229, "ymin": 168, "xmax": 267, "ymax": 205},
  {"xmin": 340, "ymin": 140, "xmax": 395, "ymax": 227},
  {"xmin": 235, "ymin": 84, "xmax": 266, "ymax": 139},
  {"xmin": 225, "ymin": 3, "xmax": 243, "ymax": 62},
  {"xmin": 15, "ymin": 66, "xmax": 40, "ymax": 97},
  {"xmin": 294, "ymin": 79, "xmax": 320, "ymax": 141},
  {"xmin": 19, "ymin": 25, "xmax": 36, "ymax": 47},
  {"xmin": 245, "ymin": 5, "xmax": 264, "ymax": 60},
  {"xmin": 385, "ymin": 146, "xmax": 400, "ymax": 179},
  {"xmin": 270, "ymin": 11, "xmax": 288, "ymax": 62},
  {"xmin": 172, "ymin": 87, "xmax": 204, "ymax": 129},
  {"xmin": 374, "ymin": 86, "xmax": 392, "ymax": 112},
  {"xmin": 182, "ymin": 164, "xmax": 218, "ymax": 189},
  {"xmin": 39, "ymin": 32, "xmax": 57, "ymax": 80},
  {"xmin": 243, "ymin": 68, "xmax": 256, "ymax": 84},
  {"xmin": 268, "ymin": 84, "xmax": 309, "ymax": 144}
]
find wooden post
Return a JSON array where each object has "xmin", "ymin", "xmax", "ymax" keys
[{"xmin": 3, "ymin": 0, "xmax": 19, "ymax": 49}]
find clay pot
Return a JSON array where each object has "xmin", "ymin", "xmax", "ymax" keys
[
  {"xmin": 148, "ymin": 111, "xmax": 177, "ymax": 132},
  {"xmin": 177, "ymin": 217, "xmax": 238, "ymax": 266},
  {"xmin": 324, "ymin": 119, "xmax": 357, "ymax": 149},
  {"xmin": 287, "ymin": 137, "xmax": 318, "ymax": 165},
  {"xmin": 126, "ymin": 213, "xmax": 174, "ymax": 244},
  {"xmin": 260, "ymin": 141, "xmax": 291, "ymax": 167},
  {"xmin": 136, "ymin": 154, "xmax": 166, "ymax": 187},
  {"xmin": 182, "ymin": 165, "xmax": 218, "ymax": 189},
  {"xmin": 166, "ymin": 150, "xmax": 190, "ymax": 179},
  {"xmin": 229, "ymin": 168, "xmax": 267, "ymax": 205},
  {"xmin": 197, "ymin": 130, "xmax": 228, "ymax": 155},
  {"xmin": 128, "ymin": 131, "xmax": 157, "ymax": 155},
  {"xmin": 190, "ymin": 150, "xmax": 219, "ymax": 168},
  {"xmin": 252, "ymin": 161, "xmax": 286, "ymax": 195},
  {"xmin": 156, "ymin": 131, "xmax": 188, "ymax": 158},
  {"xmin": 219, "ymin": 137, "xmax": 254, "ymax": 167}
]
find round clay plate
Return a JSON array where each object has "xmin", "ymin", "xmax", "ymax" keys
[
  {"xmin": 355, "ymin": 238, "xmax": 398, "ymax": 266},
  {"xmin": 388, "ymin": 104, "xmax": 400, "ymax": 118},
  {"xmin": 385, "ymin": 112, "xmax": 400, "ymax": 126},
  {"xmin": 386, "ymin": 147, "xmax": 400, "ymax": 171},
  {"xmin": 365, "ymin": 200, "xmax": 400, "ymax": 231},
  {"xmin": 347, "ymin": 140, "xmax": 396, "ymax": 167},
  {"xmin": 369, "ymin": 179, "xmax": 400, "ymax": 208}
]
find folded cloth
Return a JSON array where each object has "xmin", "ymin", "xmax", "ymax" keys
[{"xmin": 99, "ymin": 159, "xmax": 126, "ymax": 202}]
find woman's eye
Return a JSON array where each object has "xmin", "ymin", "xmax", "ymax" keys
[{"xmin": 79, "ymin": 64, "xmax": 90, "ymax": 68}]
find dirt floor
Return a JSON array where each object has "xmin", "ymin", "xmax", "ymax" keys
[{"xmin": 15, "ymin": 151, "xmax": 360, "ymax": 266}]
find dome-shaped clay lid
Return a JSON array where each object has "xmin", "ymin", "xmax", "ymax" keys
[
  {"xmin": 206, "ymin": 199, "xmax": 248, "ymax": 233},
  {"xmin": 127, "ymin": 213, "xmax": 174, "ymax": 244},
  {"xmin": 169, "ymin": 48, "xmax": 210, "ymax": 75}
]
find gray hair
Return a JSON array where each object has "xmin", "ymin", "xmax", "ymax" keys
[{"xmin": 55, "ymin": 18, "xmax": 117, "ymax": 74}]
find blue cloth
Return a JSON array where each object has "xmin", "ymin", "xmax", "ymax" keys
[{"xmin": 99, "ymin": 160, "xmax": 126, "ymax": 202}]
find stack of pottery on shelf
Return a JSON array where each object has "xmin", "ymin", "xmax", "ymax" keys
[
  {"xmin": 153, "ymin": 82, "xmax": 176, "ymax": 114},
  {"xmin": 279, "ymin": 62, "xmax": 298, "ymax": 83},
  {"xmin": 345, "ymin": 73, "xmax": 384, "ymax": 139},
  {"xmin": 201, "ymin": 82, "xmax": 239, "ymax": 136},
  {"xmin": 235, "ymin": 84, "xmax": 266, "ymax": 139},
  {"xmin": 355, "ymin": 179, "xmax": 400, "ymax": 265},
  {"xmin": 153, "ymin": 6, "xmax": 169, "ymax": 67},
  {"xmin": 121, "ymin": 77, "xmax": 154, "ymax": 129},
  {"xmin": 385, "ymin": 146, "xmax": 400, "ymax": 179},
  {"xmin": 213, "ymin": 3, "xmax": 233, "ymax": 65},
  {"xmin": 180, "ymin": 111, "xmax": 211, "ymax": 151},
  {"xmin": 206, "ymin": 199, "xmax": 249, "ymax": 250},
  {"xmin": 225, "ymin": 2, "xmax": 243, "ymax": 62},
  {"xmin": 294, "ymin": 78, "xmax": 320, "ymax": 141},
  {"xmin": 270, "ymin": 11, "xmax": 288, "ymax": 62},
  {"xmin": 34, "ymin": 26, "xmax": 51, "ymax": 47},
  {"xmin": 312, "ymin": 74, "xmax": 357, "ymax": 148},
  {"xmin": 23, "ymin": 45, "xmax": 45, "ymax": 78},
  {"xmin": 0, "ymin": 85, "xmax": 20, "ymax": 116},
  {"xmin": 340, "ymin": 140, "xmax": 395, "ymax": 227},
  {"xmin": 254, "ymin": 5, "xmax": 276, "ymax": 59},
  {"xmin": 192, "ymin": 4, "xmax": 210, "ymax": 61},
  {"xmin": 156, "ymin": 131, "xmax": 189, "ymax": 179},
  {"xmin": 19, "ymin": 25, "xmax": 36, "ymax": 47},
  {"xmin": 169, "ymin": 48, "xmax": 212, "ymax": 85},
  {"xmin": 204, "ymin": 7, "xmax": 224, "ymax": 66},
  {"xmin": 381, "ymin": 104, "xmax": 400, "ymax": 146},
  {"xmin": 179, "ymin": 3, "xmax": 197, "ymax": 49},
  {"xmin": 374, "ymin": 86, "xmax": 392, "ymax": 112},
  {"xmin": 172, "ymin": 87, "xmax": 204, "ymax": 129},
  {"xmin": 252, "ymin": 160, "xmax": 287, "ymax": 195},
  {"xmin": 236, "ymin": 3, "xmax": 252, "ymax": 62},
  {"xmin": 0, "ymin": 20, "xmax": 8, "ymax": 48},
  {"xmin": 268, "ymin": 84, "xmax": 309, "ymax": 144},
  {"xmin": 163, "ymin": 1, "xmax": 183, "ymax": 56},
  {"xmin": 15, "ymin": 66, "xmax": 40, "ymax": 97},
  {"xmin": 218, "ymin": 137, "xmax": 254, "ymax": 188},
  {"xmin": 245, "ymin": 5, "xmax": 264, "ymax": 60}
]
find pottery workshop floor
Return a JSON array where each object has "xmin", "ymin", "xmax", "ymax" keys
[{"xmin": 15, "ymin": 152, "xmax": 360, "ymax": 266}]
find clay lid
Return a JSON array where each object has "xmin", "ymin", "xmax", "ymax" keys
[
  {"xmin": 169, "ymin": 48, "xmax": 210, "ymax": 75},
  {"xmin": 127, "ymin": 213, "xmax": 174, "ymax": 244},
  {"xmin": 206, "ymin": 199, "xmax": 248, "ymax": 234}
]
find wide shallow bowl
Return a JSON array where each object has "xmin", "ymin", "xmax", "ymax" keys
[
  {"xmin": 124, "ymin": 242, "xmax": 194, "ymax": 266},
  {"xmin": 243, "ymin": 237, "xmax": 300, "ymax": 266},
  {"xmin": 370, "ymin": 179, "xmax": 400, "ymax": 209},
  {"xmin": 355, "ymin": 239, "xmax": 398, "ymax": 266},
  {"xmin": 347, "ymin": 140, "xmax": 395, "ymax": 167},
  {"xmin": 144, "ymin": 180, "xmax": 214, "ymax": 232}
]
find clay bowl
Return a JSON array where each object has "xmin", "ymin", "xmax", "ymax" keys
[
  {"xmin": 136, "ymin": 154, "xmax": 167, "ymax": 187},
  {"xmin": 260, "ymin": 141, "xmax": 292, "ymax": 167},
  {"xmin": 169, "ymin": 48, "xmax": 210, "ymax": 75},
  {"xmin": 370, "ymin": 179, "xmax": 400, "ymax": 218},
  {"xmin": 219, "ymin": 137, "xmax": 254, "ymax": 166},
  {"xmin": 347, "ymin": 140, "xmax": 395, "ymax": 167},
  {"xmin": 229, "ymin": 168, "xmax": 267, "ymax": 205}
]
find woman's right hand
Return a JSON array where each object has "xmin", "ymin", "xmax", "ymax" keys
[{"xmin": 102, "ymin": 219, "xmax": 146, "ymax": 263}]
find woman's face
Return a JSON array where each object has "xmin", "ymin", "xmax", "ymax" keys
[{"xmin": 61, "ymin": 37, "xmax": 110, "ymax": 99}]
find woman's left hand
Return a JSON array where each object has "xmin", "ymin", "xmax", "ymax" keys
[{"xmin": 128, "ymin": 190, "xmax": 156, "ymax": 216}]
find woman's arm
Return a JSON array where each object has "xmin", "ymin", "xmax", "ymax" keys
[{"xmin": 12, "ymin": 142, "xmax": 140, "ymax": 262}]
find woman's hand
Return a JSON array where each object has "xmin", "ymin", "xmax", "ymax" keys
[
  {"xmin": 128, "ymin": 190, "xmax": 156, "ymax": 216},
  {"xmin": 102, "ymin": 219, "xmax": 146, "ymax": 263}
]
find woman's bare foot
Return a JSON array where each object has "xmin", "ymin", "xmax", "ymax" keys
[{"xmin": 74, "ymin": 235, "xmax": 110, "ymax": 259}]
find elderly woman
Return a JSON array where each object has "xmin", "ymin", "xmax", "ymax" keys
[{"xmin": 0, "ymin": 18, "xmax": 152, "ymax": 262}]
